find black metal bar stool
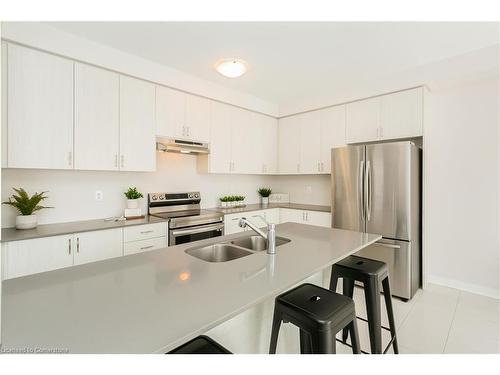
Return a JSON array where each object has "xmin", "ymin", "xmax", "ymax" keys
[
  {"xmin": 269, "ymin": 283, "xmax": 361, "ymax": 354},
  {"xmin": 329, "ymin": 255, "xmax": 399, "ymax": 354},
  {"xmin": 167, "ymin": 335, "xmax": 232, "ymax": 354}
]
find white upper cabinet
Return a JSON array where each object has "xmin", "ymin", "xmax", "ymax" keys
[
  {"xmin": 260, "ymin": 114, "xmax": 278, "ymax": 174},
  {"xmin": 185, "ymin": 94, "xmax": 211, "ymax": 142},
  {"xmin": 318, "ymin": 105, "xmax": 346, "ymax": 174},
  {"xmin": 155, "ymin": 86, "xmax": 211, "ymax": 142},
  {"xmin": 278, "ymin": 115, "xmax": 301, "ymax": 174},
  {"xmin": 74, "ymin": 63, "xmax": 120, "ymax": 171},
  {"xmin": 380, "ymin": 87, "xmax": 423, "ymax": 140},
  {"xmin": 298, "ymin": 111, "xmax": 321, "ymax": 174},
  {"xmin": 119, "ymin": 75, "xmax": 156, "ymax": 172},
  {"xmin": 207, "ymin": 101, "xmax": 232, "ymax": 173},
  {"xmin": 6, "ymin": 44, "xmax": 74, "ymax": 169},
  {"xmin": 346, "ymin": 88, "xmax": 423, "ymax": 144},
  {"xmin": 232, "ymin": 110, "xmax": 261, "ymax": 174},
  {"xmin": 155, "ymin": 85, "xmax": 186, "ymax": 139},
  {"xmin": 73, "ymin": 229, "xmax": 123, "ymax": 266},
  {"xmin": 346, "ymin": 96, "xmax": 381, "ymax": 144}
]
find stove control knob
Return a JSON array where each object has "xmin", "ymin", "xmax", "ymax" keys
[
  {"xmin": 152, "ymin": 195, "xmax": 158, "ymax": 200},
  {"xmin": 188, "ymin": 193, "xmax": 194, "ymax": 198},
  {"xmin": 194, "ymin": 193, "xmax": 200, "ymax": 198},
  {"xmin": 159, "ymin": 195, "xmax": 165, "ymax": 200}
]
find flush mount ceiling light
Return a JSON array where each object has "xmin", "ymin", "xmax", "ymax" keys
[{"xmin": 214, "ymin": 58, "xmax": 248, "ymax": 78}]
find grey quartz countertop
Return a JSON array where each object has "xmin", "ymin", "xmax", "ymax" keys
[
  {"xmin": 1, "ymin": 222, "xmax": 380, "ymax": 353},
  {"xmin": 1, "ymin": 215, "xmax": 168, "ymax": 243},
  {"xmin": 210, "ymin": 202, "xmax": 331, "ymax": 215}
]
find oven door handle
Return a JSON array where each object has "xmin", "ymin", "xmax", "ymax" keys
[{"xmin": 171, "ymin": 223, "xmax": 224, "ymax": 237}]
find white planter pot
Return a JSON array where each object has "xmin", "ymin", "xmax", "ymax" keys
[
  {"xmin": 127, "ymin": 199, "xmax": 140, "ymax": 209},
  {"xmin": 261, "ymin": 197, "xmax": 269, "ymax": 206},
  {"xmin": 221, "ymin": 201, "xmax": 228, "ymax": 208},
  {"xmin": 16, "ymin": 214, "xmax": 37, "ymax": 230}
]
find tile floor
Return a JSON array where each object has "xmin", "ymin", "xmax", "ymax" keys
[{"xmin": 335, "ymin": 283, "xmax": 500, "ymax": 354}]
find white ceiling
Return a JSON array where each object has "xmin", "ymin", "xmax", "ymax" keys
[{"xmin": 47, "ymin": 22, "xmax": 498, "ymax": 112}]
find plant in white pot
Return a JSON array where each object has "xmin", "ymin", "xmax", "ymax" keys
[
  {"xmin": 124, "ymin": 187, "xmax": 143, "ymax": 209},
  {"xmin": 2, "ymin": 188, "xmax": 52, "ymax": 229},
  {"xmin": 257, "ymin": 187, "xmax": 272, "ymax": 206}
]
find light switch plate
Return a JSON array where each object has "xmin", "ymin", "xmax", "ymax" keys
[{"xmin": 95, "ymin": 191, "xmax": 103, "ymax": 201}]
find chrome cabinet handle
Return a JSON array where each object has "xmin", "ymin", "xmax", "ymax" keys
[
  {"xmin": 321, "ymin": 162, "xmax": 324, "ymax": 172},
  {"xmin": 115, "ymin": 154, "xmax": 118, "ymax": 168},
  {"xmin": 121, "ymin": 155, "xmax": 124, "ymax": 168},
  {"xmin": 68, "ymin": 238, "xmax": 72, "ymax": 255},
  {"xmin": 359, "ymin": 160, "xmax": 365, "ymax": 221},
  {"xmin": 140, "ymin": 245, "xmax": 154, "ymax": 250},
  {"xmin": 68, "ymin": 152, "xmax": 73, "ymax": 167},
  {"xmin": 77, "ymin": 237, "xmax": 80, "ymax": 253},
  {"xmin": 140, "ymin": 230, "xmax": 154, "ymax": 234},
  {"xmin": 187, "ymin": 126, "xmax": 190, "ymax": 137},
  {"xmin": 296, "ymin": 163, "xmax": 300, "ymax": 173}
]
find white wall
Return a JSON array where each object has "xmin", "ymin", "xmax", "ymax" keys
[
  {"xmin": 425, "ymin": 77, "xmax": 499, "ymax": 298},
  {"xmin": 1, "ymin": 153, "xmax": 280, "ymax": 226},
  {"xmin": 271, "ymin": 175, "xmax": 331, "ymax": 206}
]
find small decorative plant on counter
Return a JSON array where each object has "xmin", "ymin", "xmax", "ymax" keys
[
  {"xmin": 124, "ymin": 187, "xmax": 144, "ymax": 209},
  {"xmin": 219, "ymin": 196, "xmax": 231, "ymax": 208},
  {"xmin": 235, "ymin": 195, "xmax": 246, "ymax": 207},
  {"xmin": 219, "ymin": 195, "xmax": 246, "ymax": 208},
  {"xmin": 257, "ymin": 187, "xmax": 272, "ymax": 206},
  {"xmin": 2, "ymin": 187, "xmax": 52, "ymax": 229}
]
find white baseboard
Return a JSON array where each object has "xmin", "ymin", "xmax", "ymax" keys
[{"xmin": 428, "ymin": 275, "xmax": 500, "ymax": 300}]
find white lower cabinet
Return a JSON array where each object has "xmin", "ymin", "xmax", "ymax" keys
[
  {"xmin": 124, "ymin": 237, "xmax": 167, "ymax": 256},
  {"xmin": 73, "ymin": 228, "xmax": 123, "ymax": 266},
  {"xmin": 123, "ymin": 222, "xmax": 168, "ymax": 255},
  {"xmin": 2, "ymin": 235, "xmax": 74, "ymax": 280},
  {"xmin": 279, "ymin": 208, "xmax": 331, "ymax": 228},
  {"xmin": 224, "ymin": 208, "xmax": 331, "ymax": 235}
]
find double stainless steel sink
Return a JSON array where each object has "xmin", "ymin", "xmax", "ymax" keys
[{"xmin": 185, "ymin": 235, "xmax": 291, "ymax": 263}]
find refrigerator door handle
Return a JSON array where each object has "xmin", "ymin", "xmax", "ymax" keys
[
  {"xmin": 365, "ymin": 160, "xmax": 372, "ymax": 221},
  {"xmin": 359, "ymin": 160, "xmax": 365, "ymax": 221},
  {"xmin": 373, "ymin": 241, "xmax": 401, "ymax": 249}
]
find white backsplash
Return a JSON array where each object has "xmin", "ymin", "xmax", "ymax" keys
[{"xmin": 1, "ymin": 153, "xmax": 331, "ymax": 227}]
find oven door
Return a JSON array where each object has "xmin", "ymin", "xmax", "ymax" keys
[{"xmin": 169, "ymin": 222, "xmax": 224, "ymax": 246}]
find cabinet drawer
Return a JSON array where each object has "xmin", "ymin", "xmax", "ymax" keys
[
  {"xmin": 123, "ymin": 222, "xmax": 167, "ymax": 242},
  {"xmin": 124, "ymin": 237, "xmax": 167, "ymax": 256}
]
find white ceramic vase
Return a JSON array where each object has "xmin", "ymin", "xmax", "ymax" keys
[
  {"xmin": 261, "ymin": 197, "xmax": 269, "ymax": 206},
  {"xmin": 127, "ymin": 199, "xmax": 140, "ymax": 209},
  {"xmin": 16, "ymin": 214, "xmax": 37, "ymax": 230}
]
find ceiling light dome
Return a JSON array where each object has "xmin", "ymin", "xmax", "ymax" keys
[{"xmin": 215, "ymin": 58, "xmax": 248, "ymax": 78}]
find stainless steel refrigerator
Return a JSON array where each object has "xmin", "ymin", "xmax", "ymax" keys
[{"xmin": 331, "ymin": 141, "xmax": 421, "ymax": 300}]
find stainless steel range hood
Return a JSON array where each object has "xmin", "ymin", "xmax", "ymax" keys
[{"xmin": 156, "ymin": 137, "xmax": 210, "ymax": 155}]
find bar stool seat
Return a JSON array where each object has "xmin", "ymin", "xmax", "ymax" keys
[
  {"xmin": 167, "ymin": 335, "xmax": 232, "ymax": 354},
  {"xmin": 330, "ymin": 255, "xmax": 399, "ymax": 354},
  {"xmin": 269, "ymin": 283, "xmax": 361, "ymax": 354}
]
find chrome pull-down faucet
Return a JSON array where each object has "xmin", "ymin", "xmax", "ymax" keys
[{"xmin": 238, "ymin": 217, "xmax": 276, "ymax": 255}]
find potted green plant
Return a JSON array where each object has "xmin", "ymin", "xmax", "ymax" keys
[
  {"xmin": 2, "ymin": 188, "xmax": 52, "ymax": 229},
  {"xmin": 257, "ymin": 187, "xmax": 272, "ymax": 206},
  {"xmin": 124, "ymin": 187, "xmax": 143, "ymax": 209},
  {"xmin": 237, "ymin": 195, "xmax": 246, "ymax": 207},
  {"xmin": 219, "ymin": 196, "xmax": 230, "ymax": 208}
]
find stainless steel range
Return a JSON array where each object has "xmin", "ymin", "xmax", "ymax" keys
[{"xmin": 148, "ymin": 192, "xmax": 224, "ymax": 246}]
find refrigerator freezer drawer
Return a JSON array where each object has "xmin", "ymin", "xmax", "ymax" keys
[{"xmin": 355, "ymin": 238, "xmax": 415, "ymax": 300}]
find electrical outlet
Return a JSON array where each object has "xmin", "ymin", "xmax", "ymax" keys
[
  {"xmin": 95, "ymin": 191, "xmax": 103, "ymax": 201},
  {"xmin": 305, "ymin": 186, "xmax": 313, "ymax": 194}
]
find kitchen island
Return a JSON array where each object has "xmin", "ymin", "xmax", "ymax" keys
[{"xmin": 0, "ymin": 223, "xmax": 380, "ymax": 353}]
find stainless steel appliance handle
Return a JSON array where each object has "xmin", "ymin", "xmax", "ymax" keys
[
  {"xmin": 359, "ymin": 160, "xmax": 365, "ymax": 221},
  {"xmin": 373, "ymin": 241, "xmax": 401, "ymax": 249},
  {"xmin": 365, "ymin": 160, "xmax": 372, "ymax": 221},
  {"xmin": 171, "ymin": 223, "xmax": 224, "ymax": 237}
]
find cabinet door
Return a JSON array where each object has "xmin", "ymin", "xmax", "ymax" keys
[
  {"xmin": 279, "ymin": 208, "xmax": 302, "ymax": 224},
  {"xmin": 7, "ymin": 44, "xmax": 74, "ymax": 169},
  {"xmin": 224, "ymin": 214, "xmax": 245, "ymax": 234},
  {"xmin": 380, "ymin": 87, "xmax": 423, "ymax": 140},
  {"xmin": 261, "ymin": 115, "xmax": 278, "ymax": 174},
  {"xmin": 185, "ymin": 94, "xmax": 210, "ymax": 142},
  {"xmin": 73, "ymin": 229, "xmax": 123, "ymax": 266},
  {"xmin": 263, "ymin": 208, "xmax": 280, "ymax": 224},
  {"xmin": 74, "ymin": 63, "xmax": 120, "ymax": 170},
  {"xmin": 155, "ymin": 85, "xmax": 186, "ymax": 138},
  {"xmin": 346, "ymin": 96, "xmax": 380, "ymax": 144},
  {"xmin": 278, "ymin": 116, "xmax": 301, "ymax": 174},
  {"xmin": 319, "ymin": 105, "xmax": 346, "ymax": 174},
  {"xmin": 209, "ymin": 101, "xmax": 233, "ymax": 173},
  {"xmin": 299, "ymin": 111, "xmax": 321, "ymax": 174},
  {"xmin": 232, "ymin": 109, "xmax": 261, "ymax": 174},
  {"xmin": 119, "ymin": 75, "xmax": 156, "ymax": 172},
  {"xmin": 2, "ymin": 235, "xmax": 73, "ymax": 279},
  {"xmin": 306, "ymin": 211, "xmax": 332, "ymax": 228}
]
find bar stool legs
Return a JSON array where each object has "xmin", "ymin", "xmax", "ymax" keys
[{"xmin": 382, "ymin": 277, "xmax": 399, "ymax": 353}]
